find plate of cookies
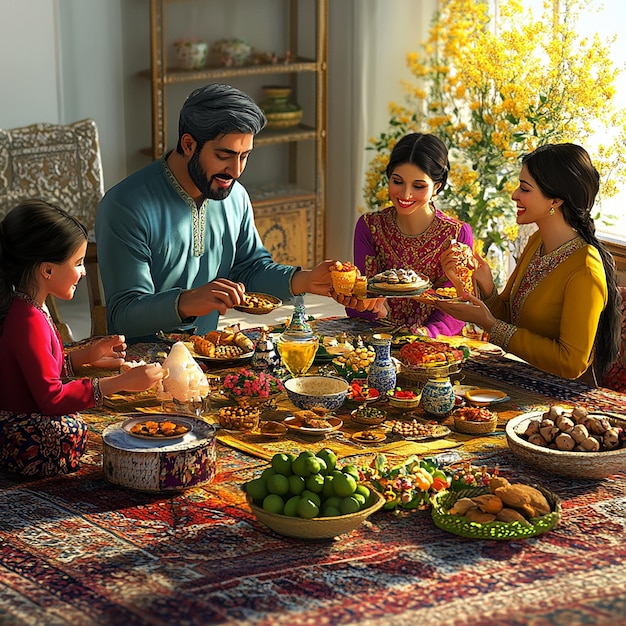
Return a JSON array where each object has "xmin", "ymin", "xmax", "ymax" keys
[{"xmin": 367, "ymin": 268, "xmax": 431, "ymax": 296}]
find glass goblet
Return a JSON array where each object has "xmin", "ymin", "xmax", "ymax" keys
[{"xmin": 276, "ymin": 334, "xmax": 319, "ymax": 378}]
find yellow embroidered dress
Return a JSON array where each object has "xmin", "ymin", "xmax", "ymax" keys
[{"xmin": 488, "ymin": 231, "xmax": 607, "ymax": 380}]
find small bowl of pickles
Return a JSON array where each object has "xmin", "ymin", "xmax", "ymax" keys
[{"xmin": 350, "ymin": 405, "xmax": 387, "ymax": 426}]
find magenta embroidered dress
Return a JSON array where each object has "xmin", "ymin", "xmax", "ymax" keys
[
  {"xmin": 0, "ymin": 294, "xmax": 91, "ymax": 477},
  {"xmin": 348, "ymin": 206, "xmax": 473, "ymax": 336}
]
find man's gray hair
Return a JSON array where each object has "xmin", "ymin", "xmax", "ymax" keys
[{"xmin": 177, "ymin": 83, "xmax": 266, "ymax": 152}]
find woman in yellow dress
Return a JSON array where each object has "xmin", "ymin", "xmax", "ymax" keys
[{"xmin": 436, "ymin": 143, "xmax": 621, "ymax": 384}]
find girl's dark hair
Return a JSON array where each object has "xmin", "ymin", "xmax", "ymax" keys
[
  {"xmin": 176, "ymin": 83, "xmax": 267, "ymax": 153},
  {"xmin": 0, "ymin": 199, "xmax": 87, "ymax": 327},
  {"xmin": 385, "ymin": 132, "xmax": 450, "ymax": 194},
  {"xmin": 522, "ymin": 143, "xmax": 621, "ymax": 380}
]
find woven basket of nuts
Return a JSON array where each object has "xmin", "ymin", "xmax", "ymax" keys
[{"xmin": 217, "ymin": 405, "xmax": 261, "ymax": 431}]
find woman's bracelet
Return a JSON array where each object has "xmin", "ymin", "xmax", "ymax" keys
[
  {"xmin": 92, "ymin": 378, "xmax": 104, "ymax": 406},
  {"xmin": 489, "ymin": 320, "xmax": 517, "ymax": 350},
  {"xmin": 63, "ymin": 353, "xmax": 75, "ymax": 377}
]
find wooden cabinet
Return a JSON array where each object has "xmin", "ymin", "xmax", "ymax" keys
[{"xmin": 145, "ymin": 0, "xmax": 327, "ymax": 267}]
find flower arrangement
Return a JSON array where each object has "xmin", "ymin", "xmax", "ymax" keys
[
  {"xmin": 363, "ymin": 0, "xmax": 626, "ymax": 256},
  {"xmin": 222, "ymin": 368, "xmax": 284, "ymax": 399}
]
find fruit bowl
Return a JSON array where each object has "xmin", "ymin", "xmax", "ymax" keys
[
  {"xmin": 284, "ymin": 376, "xmax": 349, "ymax": 411},
  {"xmin": 386, "ymin": 388, "xmax": 422, "ymax": 409},
  {"xmin": 431, "ymin": 485, "xmax": 561, "ymax": 540},
  {"xmin": 346, "ymin": 379, "xmax": 380, "ymax": 406},
  {"xmin": 247, "ymin": 489, "xmax": 385, "ymax": 539},
  {"xmin": 452, "ymin": 406, "xmax": 498, "ymax": 434},
  {"xmin": 505, "ymin": 412, "xmax": 626, "ymax": 479}
]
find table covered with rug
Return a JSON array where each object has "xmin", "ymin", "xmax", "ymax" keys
[{"xmin": 0, "ymin": 317, "xmax": 625, "ymax": 626}]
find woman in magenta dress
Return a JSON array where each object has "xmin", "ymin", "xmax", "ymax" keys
[
  {"xmin": 0, "ymin": 200, "xmax": 164, "ymax": 477},
  {"xmin": 337, "ymin": 133, "xmax": 473, "ymax": 337}
]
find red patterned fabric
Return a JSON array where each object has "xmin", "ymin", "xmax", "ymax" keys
[{"xmin": 601, "ymin": 285, "xmax": 626, "ymax": 392}]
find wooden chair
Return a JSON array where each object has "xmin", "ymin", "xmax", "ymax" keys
[{"xmin": 0, "ymin": 119, "xmax": 107, "ymax": 340}]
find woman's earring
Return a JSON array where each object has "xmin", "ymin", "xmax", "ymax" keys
[{"xmin": 549, "ymin": 206, "xmax": 555, "ymax": 216}]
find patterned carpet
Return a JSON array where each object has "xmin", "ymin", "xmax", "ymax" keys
[
  {"xmin": 1, "ymin": 337, "xmax": 626, "ymax": 625},
  {"xmin": 1, "ymin": 431, "xmax": 625, "ymax": 625}
]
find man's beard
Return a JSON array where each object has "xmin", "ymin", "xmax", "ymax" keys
[{"xmin": 187, "ymin": 148, "xmax": 233, "ymax": 201}]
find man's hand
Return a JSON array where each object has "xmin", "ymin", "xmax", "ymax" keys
[
  {"xmin": 291, "ymin": 260, "xmax": 335, "ymax": 296},
  {"xmin": 178, "ymin": 278, "xmax": 246, "ymax": 319}
]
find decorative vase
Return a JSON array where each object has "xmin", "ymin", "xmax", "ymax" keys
[
  {"xmin": 251, "ymin": 330, "xmax": 280, "ymax": 372},
  {"xmin": 421, "ymin": 376, "xmax": 456, "ymax": 417},
  {"xmin": 259, "ymin": 85, "xmax": 303, "ymax": 129},
  {"xmin": 276, "ymin": 296, "xmax": 319, "ymax": 378},
  {"xmin": 172, "ymin": 41, "xmax": 209, "ymax": 70},
  {"xmin": 367, "ymin": 333, "xmax": 396, "ymax": 395},
  {"xmin": 211, "ymin": 38, "xmax": 252, "ymax": 66}
]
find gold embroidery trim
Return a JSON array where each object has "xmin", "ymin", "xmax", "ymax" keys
[{"xmin": 162, "ymin": 157, "xmax": 207, "ymax": 257}]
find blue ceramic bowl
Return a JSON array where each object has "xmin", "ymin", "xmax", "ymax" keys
[{"xmin": 284, "ymin": 376, "xmax": 349, "ymax": 411}]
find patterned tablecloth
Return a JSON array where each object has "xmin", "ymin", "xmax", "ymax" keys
[{"xmin": 1, "ymin": 319, "xmax": 624, "ymax": 626}]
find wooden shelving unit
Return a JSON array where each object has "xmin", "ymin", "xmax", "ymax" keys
[{"xmin": 145, "ymin": 0, "xmax": 328, "ymax": 266}]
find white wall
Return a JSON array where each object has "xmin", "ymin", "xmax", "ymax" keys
[
  {"xmin": 0, "ymin": 0, "xmax": 61, "ymax": 125},
  {"xmin": 0, "ymin": 0, "xmax": 435, "ymax": 263}
]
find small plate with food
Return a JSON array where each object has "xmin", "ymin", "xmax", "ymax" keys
[
  {"xmin": 388, "ymin": 418, "xmax": 451, "ymax": 441},
  {"xmin": 347, "ymin": 380, "xmax": 380, "ymax": 404},
  {"xmin": 413, "ymin": 288, "xmax": 466, "ymax": 304},
  {"xmin": 352, "ymin": 430, "xmax": 386, "ymax": 444},
  {"xmin": 367, "ymin": 271, "xmax": 431, "ymax": 297},
  {"xmin": 186, "ymin": 326, "xmax": 256, "ymax": 363},
  {"xmin": 475, "ymin": 344, "xmax": 505, "ymax": 357},
  {"xmin": 233, "ymin": 293, "xmax": 282, "ymax": 315},
  {"xmin": 465, "ymin": 388, "xmax": 510, "ymax": 406},
  {"xmin": 122, "ymin": 415, "xmax": 194, "ymax": 440},
  {"xmin": 283, "ymin": 412, "xmax": 343, "ymax": 435},
  {"xmin": 257, "ymin": 421, "xmax": 288, "ymax": 438}
]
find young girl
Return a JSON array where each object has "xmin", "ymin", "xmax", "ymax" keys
[
  {"xmin": 336, "ymin": 132, "xmax": 474, "ymax": 337},
  {"xmin": 0, "ymin": 200, "xmax": 164, "ymax": 477},
  {"xmin": 438, "ymin": 143, "xmax": 622, "ymax": 383}
]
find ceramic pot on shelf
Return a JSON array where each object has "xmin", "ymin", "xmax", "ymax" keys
[
  {"xmin": 259, "ymin": 85, "xmax": 303, "ymax": 129},
  {"xmin": 172, "ymin": 41, "xmax": 209, "ymax": 70},
  {"xmin": 421, "ymin": 376, "xmax": 456, "ymax": 417},
  {"xmin": 367, "ymin": 333, "xmax": 396, "ymax": 395}
]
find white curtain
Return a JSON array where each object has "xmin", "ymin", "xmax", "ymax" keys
[{"xmin": 326, "ymin": 0, "xmax": 437, "ymax": 261}]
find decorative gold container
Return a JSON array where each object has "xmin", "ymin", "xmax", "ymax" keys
[{"xmin": 260, "ymin": 85, "xmax": 303, "ymax": 128}]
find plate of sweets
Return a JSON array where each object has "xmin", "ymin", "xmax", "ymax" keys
[
  {"xmin": 284, "ymin": 410, "xmax": 343, "ymax": 435},
  {"xmin": 187, "ymin": 325, "xmax": 255, "ymax": 363},
  {"xmin": 398, "ymin": 339, "xmax": 467, "ymax": 381},
  {"xmin": 122, "ymin": 415, "xmax": 194, "ymax": 440},
  {"xmin": 352, "ymin": 430, "xmax": 387, "ymax": 445},
  {"xmin": 414, "ymin": 287, "xmax": 466, "ymax": 304},
  {"xmin": 328, "ymin": 261, "xmax": 370, "ymax": 299},
  {"xmin": 388, "ymin": 417, "xmax": 451, "ymax": 441},
  {"xmin": 367, "ymin": 268, "xmax": 431, "ymax": 296},
  {"xmin": 233, "ymin": 293, "xmax": 282, "ymax": 315}
]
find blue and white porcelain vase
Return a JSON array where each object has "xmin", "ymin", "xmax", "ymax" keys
[
  {"xmin": 367, "ymin": 333, "xmax": 396, "ymax": 395},
  {"xmin": 421, "ymin": 376, "xmax": 456, "ymax": 416},
  {"xmin": 251, "ymin": 330, "xmax": 280, "ymax": 372}
]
